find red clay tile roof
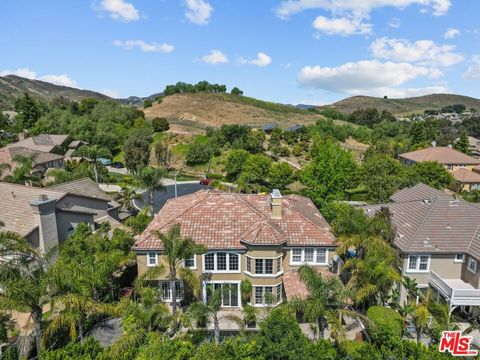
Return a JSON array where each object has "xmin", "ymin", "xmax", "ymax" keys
[
  {"xmin": 283, "ymin": 269, "xmax": 335, "ymax": 300},
  {"xmin": 399, "ymin": 146, "xmax": 480, "ymax": 165},
  {"xmin": 133, "ymin": 190, "xmax": 336, "ymax": 250},
  {"xmin": 452, "ymin": 168, "xmax": 480, "ymax": 184}
]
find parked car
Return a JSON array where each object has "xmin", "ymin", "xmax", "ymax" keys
[
  {"xmin": 200, "ymin": 178, "xmax": 212, "ymax": 185},
  {"xmin": 111, "ymin": 162, "xmax": 124, "ymax": 169},
  {"xmin": 98, "ymin": 157, "xmax": 112, "ymax": 166}
]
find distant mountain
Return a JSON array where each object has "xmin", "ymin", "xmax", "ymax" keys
[
  {"xmin": 296, "ymin": 104, "xmax": 316, "ymax": 110},
  {"xmin": 117, "ymin": 92, "xmax": 163, "ymax": 106},
  {"xmin": 319, "ymin": 94, "xmax": 480, "ymax": 114},
  {"xmin": 0, "ymin": 75, "xmax": 111, "ymax": 110}
]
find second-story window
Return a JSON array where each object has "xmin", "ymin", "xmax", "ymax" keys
[
  {"xmin": 203, "ymin": 252, "xmax": 240, "ymax": 272},
  {"xmin": 147, "ymin": 252, "xmax": 158, "ymax": 267},
  {"xmin": 468, "ymin": 257, "xmax": 478, "ymax": 273},
  {"xmin": 290, "ymin": 248, "xmax": 328, "ymax": 265},
  {"xmin": 184, "ymin": 255, "xmax": 196, "ymax": 269},
  {"xmin": 407, "ymin": 255, "xmax": 430, "ymax": 272}
]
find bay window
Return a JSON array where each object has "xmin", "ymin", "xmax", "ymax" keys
[
  {"xmin": 290, "ymin": 248, "xmax": 328, "ymax": 265},
  {"xmin": 245, "ymin": 256, "xmax": 283, "ymax": 276}
]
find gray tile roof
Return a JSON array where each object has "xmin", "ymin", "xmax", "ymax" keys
[
  {"xmin": 49, "ymin": 178, "xmax": 112, "ymax": 202},
  {"xmin": 5, "ymin": 134, "xmax": 69, "ymax": 153},
  {"xmin": 364, "ymin": 183, "xmax": 480, "ymax": 259}
]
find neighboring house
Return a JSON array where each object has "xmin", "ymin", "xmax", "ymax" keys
[
  {"xmin": 133, "ymin": 189, "xmax": 340, "ymax": 308},
  {"xmin": 286, "ymin": 124, "xmax": 303, "ymax": 132},
  {"xmin": 399, "ymin": 146, "xmax": 480, "ymax": 193},
  {"xmin": 0, "ymin": 178, "xmax": 121, "ymax": 253},
  {"xmin": 261, "ymin": 123, "xmax": 278, "ymax": 133},
  {"xmin": 0, "ymin": 134, "xmax": 72, "ymax": 181},
  {"xmin": 399, "ymin": 146, "xmax": 480, "ymax": 171},
  {"xmin": 0, "ymin": 146, "xmax": 65, "ymax": 180},
  {"xmin": 363, "ymin": 183, "xmax": 480, "ymax": 317}
]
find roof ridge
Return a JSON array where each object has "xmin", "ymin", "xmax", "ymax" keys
[
  {"xmin": 49, "ymin": 177, "xmax": 95, "ymax": 187},
  {"xmin": 404, "ymin": 196, "xmax": 439, "ymax": 252},
  {"xmin": 282, "ymin": 197, "xmax": 332, "ymax": 234}
]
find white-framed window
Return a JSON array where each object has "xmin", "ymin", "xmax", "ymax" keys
[
  {"xmin": 204, "ymin": 282, "xmax": 240, "ymax": 307},
  {"xmin": 454, "ymin": 254, "xmax": 465, "ymax": 263},
  {"xmin": 468, "ymin": 257, "xmax": 478, "ymax": 273},
  {"xmin": 407, "ymin": 255, "xmax": 430, "ymax": 273},
  {"xmin": 244, "ymin": 255, "xmax": 283, "ymax": 276},
  {"xmin": 290, "ymin": 248, "xmax": 329, "ymax": 265},
  {"xmin": 253, "ymin": 284, "xmax": 282, "ymax": 306},
  {"xmin": 184, "ymin": 255, "xmax": 196, "ymax": 269},
  {"xmin": 159, "ymin": 281, "xmax": 183, "ymax": 302},
  {"xmin": 147, "ymin": 252, "xmax": 158, "ymax": 267},
  {"xmin": 202, "ymin": 252, "xmax": 241, "ymax": 273}
]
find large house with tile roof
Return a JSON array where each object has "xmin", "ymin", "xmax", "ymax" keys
[
  {"xmin": 133, "ymin": 189, "xmax": 340, "ymax": 308},
  {"xmin": 0, "ymin": 178, "xmax": 122, "ymax": 253},
  {"xmin": 363, "ymin": 183, "xmax": 480, "ymax": 316}
]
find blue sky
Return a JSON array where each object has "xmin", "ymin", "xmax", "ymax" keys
[{"xmin": 1, "ymin": 0, "xmax": 479, "ymax": 105}]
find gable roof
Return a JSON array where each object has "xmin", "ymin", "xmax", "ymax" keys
[
  {"xmin": 364, "ymin": 183, "xmax": 480, "ymax": 259},
  {"xmin": 5, "ymin": 134, "xmax": 69, "ymax": 153},
  {"xmin": 399, "ymin": 146, "xmax": 480, "ymax": 165},
  {"xmin": 49, "ymin": 178, "xmax": 112, "ymax": 202},
  {"xmin": 133, "ymin": 190, "xmax": 336, "ymax": 251}
]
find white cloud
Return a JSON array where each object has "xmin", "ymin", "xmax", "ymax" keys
[
  {"xmin": 297, "ymin": 60, "xmax": 442, "ymax": 96},
  {"xmin": 185, "ymin": 0, "xmax": 213, "ymax": 25},
  {"xmin": 463, "ymin": 55, "xmax": 480, "ymax": 80},
  {"xmin": 276, "ymin": 0, "xmax": 451, "ymax": 19},
  {"xmin": 312, "ymin": 16, "xmax": 372, "ymax": 35},
  {"xmin": 239, "ymin": 52, "xmax": 272, "ymax": 67},
  {"xmin": 201, "ymin": 50, "xmax": 228, "ymax": 64},
  {"xmin": 113, "ymin": 40, "xmax": 174, "ymax": 53},
  {"xmin": 371, "ymin": 37, "xmax": 464, "ymax": 67},
  {"xmin": 0, "ymin": 68, "xmax": 37, "ymax": 79},
  {"xmin": 99, "ymin": 89, "xmax": 121, "ymax": 98},
  {"xmin": 39, "ymin": 74, "xmax": 77, "ymax": 87},
  {"xmin": 97, "ymin": 0, "xmax": 140, "ymax": 22},
  {"xmin": 388, "ymin": 17, "xmax": 401, "ymax": 28},
  {"xmin": 0, "ymin": 68, "xmax": 78, "ymax": 87},
  {"xmin": 444, "ymin": 28, "xmax": 460, "ymax": 39}
]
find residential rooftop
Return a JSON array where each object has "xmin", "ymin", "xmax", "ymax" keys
[
  {"xmin": 134, "ymin": 190, "xmax": 335, "ymax": 251},
  {"xmin": 399, "ymin": 146, "xmax": 480, "ymax": 165},
  {"xmin": 5, "ymin": 134, "xmax": 69, "ymax": 153}
]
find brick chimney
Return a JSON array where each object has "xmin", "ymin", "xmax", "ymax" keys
[
  {"xmin": 30, "ymin": 195, "xmax": 59, "ymax": 252},
  {"xmin": 270, "ymin": 189, "xmax": 282, "ymax": 219}
]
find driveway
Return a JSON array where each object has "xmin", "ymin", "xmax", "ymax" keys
[{"xmin": 133, "ymin": 182, "xmax": 212, "ymax": 213}]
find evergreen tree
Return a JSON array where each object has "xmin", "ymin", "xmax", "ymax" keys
[
  {"xmin": 455, "ymin": 130, "xmax": 470, "ymax": 154},
  {"xmin": 409, "ymin": 121, "xmax": 426, "ymax": 146},
  {"xmin": 14, "ymin": 93, "xmax": 41, "ymax": 129}
]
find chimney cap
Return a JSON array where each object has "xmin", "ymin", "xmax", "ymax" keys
[{"xmin": 271, "ymin": 189, "xmax": 282, "ymax": 199}]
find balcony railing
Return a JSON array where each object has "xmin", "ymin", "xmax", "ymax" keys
[{"xmin": 429, "ymin": 271, "xmax": 480, "ymax": 306}]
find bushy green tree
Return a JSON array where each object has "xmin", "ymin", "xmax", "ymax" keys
[
  {"xmin": 14, "ymin": 92, "xmax": 41, "ymax": 129},
  {"xmin": 124, "ymin": 130, "xmax": 152, "ymax": 173},
  {"xmin": 152, "ymin": 117, "xmax": 169, "ymax": 132},
  {"xmin": 224, "ymin": 149, "xmax": 249, "ymax": 180},
  {"xmin": 230, "ymin": 87, "xmax": 243, "ymax": 96},
  {"xmin": 408, "ymin": 161, "xmax": 453, "ymax": 189},
  {"xmin": 241, "ymin": 154, "xmax": 272, "ymax": 184},
  {"xmin": 300, "ymin": 138, "xmax": 358, "ymax": 208},
  {"xmin": 186, "ymin": 142, "xmax": 212, "ymax": 166},
  {"xmin": 269, "ymin": 162, "xmax": 294, "ymax": 189},
  {"xmin": 455, "ymin": 129, "xmax": 470, "ymax": 154}
]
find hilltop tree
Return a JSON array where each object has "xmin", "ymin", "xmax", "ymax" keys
[
  {"xmin": 231, "ymin": 87, "xmax": 243, "ymax": 96},
  {"xmin": 455, "ymin": 129, "xmax": 470, "ymax": 154}
]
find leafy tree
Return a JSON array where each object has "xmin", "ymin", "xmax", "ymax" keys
[
  {"xmin": 124, "ymin": 130, "xmax": 152, "ymax": 173},
  {"xmin": 3, "ymin": 154, "xmax": 40, "ymax": 186},
  {"xmin": 269, "ymin": 162, "xmax": 294, "ymax": 189},
  {"xmin": 241, "ymin": 154, "xmax": 272, "ymax": 184},
  {"xmin": 407, "ymin": 161, "xmax": 453, "ymax": 189},
  {"xmin": 360, "ymin": 153, "xmax": 406, "ymax": 203},
  {"xmin": 257, "ymin": 308, "xmax": 310, "ymax": 360},
  {"xmin": 153, "ymin": 223, "xmax": 206, "ymax": 316},
  {"xmin": 455, "ymin": 129, "xmax": 470, "ymax": 154},
  {"xmin": 14, "ymin": 93, "xmax": 41, "ymax": 129},
  {"xmin": 143, "ymin": 99, "xmax": 153, "ymax": 108},
  {"xmin": 154, "ymin": 140, "xmax": 172, "ymax": 167},
  {"xmin": 410, "ymin": 121, "xmax": 427, "ymax": 146},
  {"xmin": 300, "ymin": 138, "xmax": 358, "ymax": 208},
  {"xmin": 152, "ymin": 117, "xmax": 169, "ymax": 132},
  {"xmin": 76, "ymin": 145, "xmax": 111, "ymax": 183},
  {"xmin": 43, "ymin": 337, "xmax": 104, "ymax": 360},
  {"xmin": 224, "ymin": 149, "xmax": 249, "ymax": 180},
  {"xmin": 230, "ymin": 87, "xmax": 243, "ymax": 96},
  {"xmin": 135, "ymin": 166, "xmax": 166, "ymax": 218},
  {"xmin": 186, "ymin": 142, "xmax": 212, "ymax": 166},
  {"xmin": 125, "ymin": 208, "xmax": 152, "ymax": 235}
]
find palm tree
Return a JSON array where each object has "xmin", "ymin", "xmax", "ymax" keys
[
  {"xmin": 289, "ymin": 265, "xmax": 363, "ymax": 341},
  {"xmin": 153, "ymin": 223, "xmax": 206, "ymax": 315},
  {"xmin": 43, "ymin": 294, "xmax": 116, "ymax": 346},
  {"xmin": 119, "ymin": 185, "xmax": 141, "ymax": 213},
  {"xmin": 4, "ymin": 154, "xmax": 40, "ymax": 186},
  {"xmin": 0, "ymin": 233, "xmax": 56, "ymax": 359},
  {"xmin": 135, "ymin": 166, "xmax": 166, "ymax": 218},
  {"xmin": 189, "ymin": 285, "xmax": 223, "ymax": 344},
  {"xmin": 110, "ymin": 269, "xmax": 172, "ymax": 358},
  {"xmin": 77, "ymin": 145, "xmax": 111, "ymax": 184}
]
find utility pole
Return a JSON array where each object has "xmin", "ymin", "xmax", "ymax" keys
[{"xmin": 174, "ymin": 171, "xmax": 178, "ymax": 198}]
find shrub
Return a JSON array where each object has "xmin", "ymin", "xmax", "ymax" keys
[
  {"xmin": 143, "ymin": 99, "xmax": 153, "ymax": 108},
  {"xmin": 152, "ymin": 117, "xmax": 170, "ymax": 132},
  {"xmin": 186, "ymin": 142, "xmax": 212, "ymax": 166}
]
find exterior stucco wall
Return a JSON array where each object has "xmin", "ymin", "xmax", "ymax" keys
[
  {"xmin": 461, "ymin": 255, "xmax": 480, "ymax": 288},
  {"xmin": 56, "ymin": 211, "xmax": 95, "ymax": 243},
  {"xmin": 56, "ymin": 195, "xmax": 109, "ymax": 219}
]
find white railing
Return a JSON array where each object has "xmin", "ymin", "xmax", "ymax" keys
[{"xmin": 429, "ymin": 271, "xmax": 480, "ymax": 306}]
